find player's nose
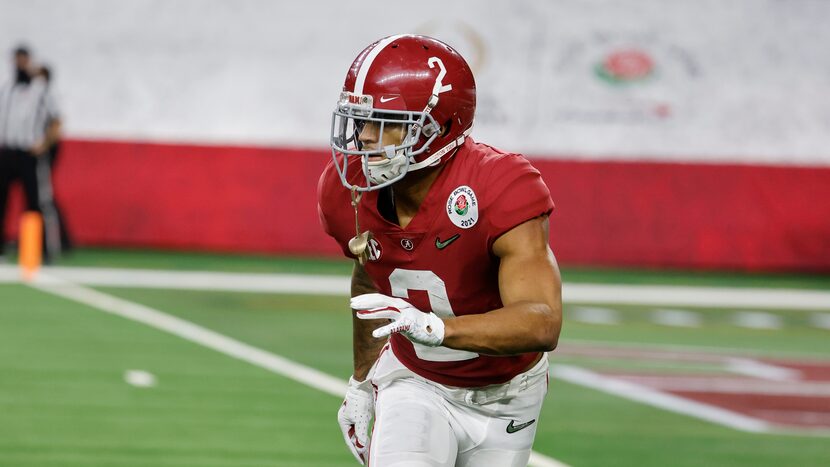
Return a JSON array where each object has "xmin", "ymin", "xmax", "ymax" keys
[{"xmin": 358, "ymin": 121, "xmax": 379, "ymax": 148}]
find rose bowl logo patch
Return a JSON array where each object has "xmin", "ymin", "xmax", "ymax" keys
[
  {"xmin": 446, "ymin": 186, "xmax": 478, "ymax": 229},
  {"xmin": 454, "ymin": 195, "xmax": 469, "ymax": 215}
]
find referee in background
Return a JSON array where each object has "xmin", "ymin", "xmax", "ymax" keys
[{"xmin": 0, "ymin": 45, "xmax": 62, "ymax": 263}]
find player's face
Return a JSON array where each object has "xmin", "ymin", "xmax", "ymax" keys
[
  {"xmin": 14, "ymin": 52, "xmax": 30, "ymax": 72},
  {"xmin": 357, "ymin": 120, "xmax": 406, "ymax": 156}
]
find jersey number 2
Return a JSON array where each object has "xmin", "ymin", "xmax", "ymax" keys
[{"xmin": 389, "ymin": 269, "xmax": 478, "ymax": 362}]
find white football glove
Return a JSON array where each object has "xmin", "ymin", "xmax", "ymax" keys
[
  {"xmin": 351, "ymin": 293, "xmax": 445, "ymax": 347},
  {"xmin": 337, "ymin": 376, "xmax": 374, "ymax": 465}
]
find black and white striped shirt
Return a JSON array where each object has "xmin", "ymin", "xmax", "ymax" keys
[{"xmin": 0, "ymin": 78, "xmax": 60, "ymax": 151}]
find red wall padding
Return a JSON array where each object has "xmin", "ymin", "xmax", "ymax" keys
[
  {"xmin": 4, "ymin": 139, "xmax": 829, "ymax": 271},
  {"xmin": 543, "ymin": 160, "xmax": 829, "ymax": 271},
  {"xmin": 50, "ymin": 140, "xmax": 340, "ymax": 255}
]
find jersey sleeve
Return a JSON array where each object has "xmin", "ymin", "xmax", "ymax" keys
[
  {"xmin": 317, "ymin": 160, "xmax": 357, "ymax": 258},
  {"xmin": 482, "ymin": 153, "xmax": 554, "ymax": 249}
]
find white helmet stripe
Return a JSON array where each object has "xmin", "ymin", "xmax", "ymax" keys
[{"xmin": 354, "ymin": 34, "xmax": 407, "ymax": 95}]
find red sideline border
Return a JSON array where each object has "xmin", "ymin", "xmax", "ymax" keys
[{"xmin": 4, "ymin": 139, "xmax": 829, "ymax": 272}]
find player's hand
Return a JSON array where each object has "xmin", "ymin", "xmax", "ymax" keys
[
  {"xmin": 352, "ymin": 293, "xmax": 445, "ymax": 347},
  {"xmin": 337, "ymin": 376, "xmax": 373, "ymax": 465},
  {"xmin": 29, "ymin": 141, "xmax": 47, "ymax": 156}
]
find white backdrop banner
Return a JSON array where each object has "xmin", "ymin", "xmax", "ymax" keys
[{"xmin": 1, "ymin": 0, "xmax": 829, "ymax": 165}]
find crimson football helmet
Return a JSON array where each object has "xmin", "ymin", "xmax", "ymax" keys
[{"xmin": 330, "ymin": 34, "xmax": 476, "ymax": 191}]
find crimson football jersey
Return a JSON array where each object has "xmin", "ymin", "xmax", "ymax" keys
[{"xmin": 318, "ymin": 139, "xmax": 554, "ymax": 387}]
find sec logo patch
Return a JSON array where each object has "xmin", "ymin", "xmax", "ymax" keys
[
  {"xmin": 367, "ymin": 238, "xmax": 382, "ymax": 261},
  {"xmin": 446, "ymin": 185, "xmax": 478, "ymax": 229}
]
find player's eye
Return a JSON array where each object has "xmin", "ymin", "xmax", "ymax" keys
[
  {"xmin": 354, "ymin": 120, "xmax": 366, "ymax": 134},
  {"xmin": 372, "ymin": 111, "xmax": 405, "ymax": 121}
]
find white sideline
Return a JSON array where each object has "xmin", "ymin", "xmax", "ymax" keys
[
  {"xmin": 564, "ymin": 283, "xmax": 830, "ymax": 311},
  {"xmin": 7, "ymin": 266, "xmax": 349, "ymax": 295},
  {"xmin": 25, "ymin": 272, "xmax": 571, "ymax": 467},
  {"xmin": 551, "ymin": 365, "xmax": 773, "ymax": 433},
  {"xmin": 1, "ymin": 265, "xmax": 829, "ymax": 310}
]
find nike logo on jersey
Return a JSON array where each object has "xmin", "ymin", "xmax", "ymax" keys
[
  {"xmin": 379, "ymin": 95, "xmax": 399, "ymax": 103},
  {"xmin": 435, "ymin": 234, "xmax": 461, "ymax": 250},
  {"xmin": 506, "ymin": 419, "xmax": 536, "ymax": 434}
]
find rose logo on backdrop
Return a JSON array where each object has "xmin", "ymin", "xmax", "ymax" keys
[
  {"xmin": 549, "ymin": 31, "xmax": 701, "ymax": 125},
  {"xmin": 447, "ymin": 186, "xmax": 478, "ymax": 229},
  {"xmin": 595, "ymin": 49, "xmax": 654, "ymax": 84}
]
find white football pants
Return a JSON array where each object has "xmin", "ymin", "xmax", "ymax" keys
[{"xmin": 368, "ymin": 346, "xmax": 549, "ymax": 467}]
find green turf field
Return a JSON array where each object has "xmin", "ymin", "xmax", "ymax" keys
[{"xmin": 1, "ymin": 248, "xmax": 828, "ymax": 466}]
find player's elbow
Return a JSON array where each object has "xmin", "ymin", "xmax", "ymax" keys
[{"xmin": 535, "ymin": 303, "xmax": 562, "ymax": 352}]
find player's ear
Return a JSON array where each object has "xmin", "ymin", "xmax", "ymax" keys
[
  {"xmin": 440, "ymin": 120, "xmax": 452, "ymax": 137},
  {"xmin": 425, "ymin": 121, "xmax": 450, "ymax": 138}
]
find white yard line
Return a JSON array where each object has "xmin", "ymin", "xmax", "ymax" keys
[
  {"xmin": 551, "ymin": 365, "xmax": 773, "ymax": 433},
  {"xmin": 558, "ymin": 342, "xmax": 804, "ymax": 381},
  {"xmin": 810, "ymin": 313, "xmax": 830, "ymax": 330},
  {"xmin": 28, "ymin": 273, "xmax": 347, "ymax": 396},
  {"xmin": 724, "ymin": 358, "xmax": 802, "ymax": 381},
  {"xmin": 652, "ymin": 309, "xmax": 702, "ymax": 328},
  {"xmin": 569, "ymin": 306, "xmax": 621, "ymax": 325},
  {"xmin": 25, "ymin": 271, "xmax": 571, "ymax": 467},
  {"xmin": 557, "ymin": 343, "xmax": 801, "ymax": 381},
  {"xmin": 733, "ymin": 311, "xmax": 783, "ymax": 330},
  {"xmin": 562, "ymin": 338, "xmax": 830, "ymax": 360},
  {"xmin": 611, "ymin": 376, "xmax": 830, "ymax": 396},
  {"xmin": 1, "ymin": 264, "xmax": 828, "ymax": 310}
]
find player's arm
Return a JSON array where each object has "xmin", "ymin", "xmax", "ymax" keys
[
  {"xmin": 339, "ymin": 259, "xmax": 384, "ymax": 464},
  {"xmin": 31, "ymin": 118, "xmax": 61, "ymax": 156},
  {"xmin": 45, "ymin": 118, "xmax": 61, "ymax": 146},
  {"xmin": 441, "ymin": 216, "xmax": 562, "ymax": 355},
  {"xmin": 350, "ymin": 259, "xmax": 387, "ymax": 380}
]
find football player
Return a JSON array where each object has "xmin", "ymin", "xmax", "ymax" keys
[{"xmin": 318, "ymin": 34, "xmax": 562, "ymax": 467}]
